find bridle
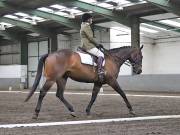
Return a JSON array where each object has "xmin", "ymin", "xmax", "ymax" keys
[{"xmin": 129, "ymin": 50, "xmax": 142, "ymax": 70}]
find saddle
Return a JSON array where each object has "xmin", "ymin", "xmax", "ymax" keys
[{"xmin": 77, "ymin": 47, "xmax": 105, "ymax": 66}]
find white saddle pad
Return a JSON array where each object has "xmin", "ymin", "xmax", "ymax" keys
[{"xmin": 77, "ymin": 52, "xmax": 105, "ymax": 66}]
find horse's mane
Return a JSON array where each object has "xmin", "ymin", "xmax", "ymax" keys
[{"xmin": 108, "ymin": 46, "xmax": 132, "ymax": 53}]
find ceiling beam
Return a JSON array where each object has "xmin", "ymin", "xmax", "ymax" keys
[
  {"xmin": 0, "ymin": 1, "xmax": 56, "ymax": 38},
  {"xmin": 126, "ymin": 0, "xmax": 141, "ymax": 3},
  {"xmin": 0, "ymin": 1, "xmax": 55, "ymax": 37},
  {"xmin": 30, "ymin": 10, "xmax": 80, "ymax": 29},
  {"xmin": 1, "ymin": 0, "xmax": 180, "ymax": 36},
  {"xmin": 0, "ymin": 17, "xmax": 54, "ymax": 37},
  {"xmin": 140, "ymin": 18, "xmax": 180, "ymax": 33},
  {"xmin": 68, "ymin": 0, "xmax": 131, "ymax": 27},
  {"xmin": 146, "ymin": 0, "xmax": 180, "ymax": 16},
  {"xmin": 123, "ymin": 3, "xmax": 167, "ymax": 17},
  {"xmin": 0, "ymin": 1, "xmax": 104, "ymax": 31},
  {"xmin": 29, "ymin": 10, "xmax": 105, "ymax": 31},
  {"xmin": 69, "ymin": 0, "xmax": 180, "ymax": 34},
  {"xmin": 0, "ymin": 30, "xmax": 21, "ymax": 41}
]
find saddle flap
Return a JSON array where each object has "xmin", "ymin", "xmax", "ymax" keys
[{"xmin": 77, "ymin": 51, "xmax": 105, "ymax": 66}]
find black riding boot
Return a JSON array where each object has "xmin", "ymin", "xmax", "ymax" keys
[{"xmin": 97, "ymin": 57, "xmax": 104, "ymax": 83}]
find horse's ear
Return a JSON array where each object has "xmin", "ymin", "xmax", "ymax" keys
[{"xmin": 140, "ymin": 45, "xmax": 143, "ymax": 50}]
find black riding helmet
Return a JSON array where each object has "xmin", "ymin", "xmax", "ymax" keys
[{"xmin": 81, "ymin": 13, "xmax": 92, "ymax": 22}]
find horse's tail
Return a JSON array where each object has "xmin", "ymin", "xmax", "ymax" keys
[{"xmin": 25, "ymin": 53, "xmax": 48, "ymax": 102}]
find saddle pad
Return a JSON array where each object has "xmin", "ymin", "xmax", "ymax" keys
[{"xmin": 77, "ymin": 52, "xmax": 105, "ymax": 66}]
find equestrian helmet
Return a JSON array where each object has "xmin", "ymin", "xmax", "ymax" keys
[{"xmin": 81, "ymin": 13, "xmax": 92, "ymax": 22}]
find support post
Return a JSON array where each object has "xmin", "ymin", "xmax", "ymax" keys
[
  {"xmin": 50, "ymin": 35, "xmax": 58, "ymax": 52},
  {"xmin": 20, "ymin": 36, "xmax": 28, "ymax": 65},
  {"xmin": 20, "ymin": 36, "xmax": 28, "ymax": 89},
  {"xmin": 131, "ymin": 17, "xmax": 140, "ymax": 48}
]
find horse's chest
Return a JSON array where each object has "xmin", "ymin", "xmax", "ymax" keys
[{"xmin": 105, "ymin": 62, "xmax": 118, "ymax": 77}]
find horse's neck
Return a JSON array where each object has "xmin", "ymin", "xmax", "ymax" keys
[{"xmin": 109, "ymin": 48, "xmax": 132, "ymax": 67}]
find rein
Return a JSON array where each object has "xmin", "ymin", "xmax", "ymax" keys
[
  {"xmin": 78, "ymin": 46, "xmax": 137, "ymax": 68},
  {"xmin": 99, "ymin": 47, "xmax": 112, "ymax": 58}
]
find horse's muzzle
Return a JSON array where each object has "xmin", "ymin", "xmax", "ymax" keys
[
  {"xmin": 133, "ymin": 68, "xmax": 142, "ymax": 75},
  {"xmin": 136, "ymin": 69, "xmax": 142, "ymax": 74}
]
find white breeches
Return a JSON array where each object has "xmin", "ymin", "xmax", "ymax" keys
[{"xmin": 87, "ymin": 47, "xmax": 104, "ymax": 58}]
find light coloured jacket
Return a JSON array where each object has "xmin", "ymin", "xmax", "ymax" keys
[{"xmin": 80, "ymin": 22, "xmax": 98, "ymax": 50}]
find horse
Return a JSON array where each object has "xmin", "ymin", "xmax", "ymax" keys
[{"xmin": 25, "ymin": 45, "xmax": 143, "ymax": 119}]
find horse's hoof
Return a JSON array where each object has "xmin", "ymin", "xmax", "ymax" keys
[
  {"xmin": 129, "ymin": 110, "xmax": 136, "ymax": 116},
  {"xmin": 86, "ymin": 111, "xmax": 90, "ymax": 116},
  {"xmin": 87, "ymin": 115, "xmax": 92, "ymax": 119},
  {"xmin": 86, "ymin": 112, "xmax": 93, "ymax": 118},
  {"xmin": 70, "ymin": 112, "xmax": 76, "ymax": 117},
  {"xmin": 32, "ymin": 114, "xmax": 38, "ymax": 119}
]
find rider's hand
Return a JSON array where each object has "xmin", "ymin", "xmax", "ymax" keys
[{"xmin": 97, "ymin": 44, "xmax": 103, "ymax": 49}]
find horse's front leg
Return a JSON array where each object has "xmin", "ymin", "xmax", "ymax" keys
[
  {"xmin": 107, "ymin": 78, "xmax": 135, "ymax": 116},
  {"xmin": 86, "ymin": 83, "xmax": 102, "ymax": 116}
]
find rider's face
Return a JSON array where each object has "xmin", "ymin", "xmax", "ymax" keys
[{"xmin": 88, "ymin": 18, "xmax": 93, "ymax": 24}]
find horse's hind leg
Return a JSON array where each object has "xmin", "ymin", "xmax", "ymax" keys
[
  {"xmin": 108, "ymin": 79, "xmax": 135, "ymax": 115},
  {"xmin": 33, "ymin": 80, "xmax": 54, "ymax": 119},
  {"xmin": 86, "ymin": 83, "xmax": 102, "ymax": 116},
  {"xmin": 56, "ymin": 77, "xmax": 75, "ymax": 117}
]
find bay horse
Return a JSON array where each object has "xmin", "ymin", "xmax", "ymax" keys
[{"xmin": 25, "ymin": 46, "xmax": 143, "ymax": 119}]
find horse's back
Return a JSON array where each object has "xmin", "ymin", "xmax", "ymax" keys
[
  {"xmin": 44, "ymin": 49, "xmax": 79, "ymax": 78},
  {"xmin": 44, "ymin": 49, "xmax": 118, "ymax": 82}
]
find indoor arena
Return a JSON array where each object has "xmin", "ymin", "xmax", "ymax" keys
[{"xmin": 0, "ymin": 0, "xmax": 180, "ymax": 135}]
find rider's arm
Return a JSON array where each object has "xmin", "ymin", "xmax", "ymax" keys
[{"xmin": 83, "ymin": 25, "xmax": 99, "ymax": 46}]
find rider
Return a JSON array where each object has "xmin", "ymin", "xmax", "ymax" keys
[{"xmin": 80, "ymin": 13, "xmax": 104, "ymax": 82}]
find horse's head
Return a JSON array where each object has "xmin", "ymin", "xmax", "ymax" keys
[{"xmin": 129, "ymin": 45, "xmax": 143, "ymax": 74}]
